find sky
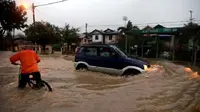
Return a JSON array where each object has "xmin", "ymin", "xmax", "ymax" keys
[{"xmin": 16, "ymin": 0, "xmax": 200, "ymax": 33}]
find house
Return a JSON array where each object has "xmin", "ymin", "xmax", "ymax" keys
[
  {"xmin": 142, "ymin": 24, "xmax": 177, "ymax": 49},
  {"xmin": 78, "ymin": 33, "xmax": 90, "ymax": 45},
  {"xmin": 142, "ymin": 25, "xmax": 154, "ymax": 37},
  {"xmin": 88, "ymin": 28, "xmax": 119, "ymax": 44},
  {"xmin": 103, "ymin": 28, "xmax": 119, "ymax": 44},
  {"xmin": 90, "ymin": 29, "xmax": 104, "ymax": 43}
]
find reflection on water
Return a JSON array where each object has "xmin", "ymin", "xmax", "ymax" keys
[
  {"xmin": 185, "ymin": 67, "xmax": 200, "ymax": 80},
  {"xmin": 185, "ymin": 67, "xmax": 192, "ymax": 73},
  {"xmin": 0, "ymin": 52, "xmax": 200, "ymax": 112},
  {"xmin": 188, "ymin": 71, "xmax": 200, "ymax": 80}
]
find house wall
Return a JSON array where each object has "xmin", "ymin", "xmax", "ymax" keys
[
  {"xmin": 105, "ymin": 35, "xmax": 118, "ymax": 44},
  {"xmin": 80, "ymin": 38, "xmax": 89, "ymax": 45},
  {"xmin": 92, "ymin": 35, "xmax": 103, "ymax": 43},
  {"xmin": 105, "ymin": 35, "xmax": 111, "ymax": 44}
]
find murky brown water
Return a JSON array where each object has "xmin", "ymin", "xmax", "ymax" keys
[{"xmin": 0, "ymin": 51, "xmax": 200, "ymax": 112}]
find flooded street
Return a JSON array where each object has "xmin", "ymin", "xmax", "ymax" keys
[{"xmin": 0, "ymin": 51, "xmax": 200, "ymax": 112}]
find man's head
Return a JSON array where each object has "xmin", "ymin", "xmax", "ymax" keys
[{"xmin": 22, "ymin": 45, "xmax": 33, "ymax": 50}]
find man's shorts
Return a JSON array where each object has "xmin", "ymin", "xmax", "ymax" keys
[{"xmin": 18, "ymin": 72, "xmax": 42, "ymax": 89}]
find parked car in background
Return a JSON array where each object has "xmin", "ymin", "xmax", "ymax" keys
[{"xmin": 74, "ymin": 44, "xmax": 150, "ymax": 76}]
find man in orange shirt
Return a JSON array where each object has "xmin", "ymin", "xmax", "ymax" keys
[{"xmin": 10, "ymin": 46, "xmax": 42, "ymax": 89}]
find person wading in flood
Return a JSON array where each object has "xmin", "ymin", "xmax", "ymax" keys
[{"xmin": 9, "ymin": 46, "xmax": 43, "ymax": 89}]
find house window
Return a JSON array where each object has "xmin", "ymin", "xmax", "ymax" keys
[
  {"xmin": 95, "ymin": 35, "xmax": 98, "ymax": 40},
  {"xmin": 109, "ymin": 35, "xmax": 112, "ymax": 40}
]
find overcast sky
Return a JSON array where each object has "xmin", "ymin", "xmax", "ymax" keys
[{"xmin": 16, "ymin": 0, "xmax": 200, "ymax": 33}]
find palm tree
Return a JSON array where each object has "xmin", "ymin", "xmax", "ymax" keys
[
  {"xmin": 117, "ymin": 20, "xmax": 140, "ymax": 54},
  {"xmin": 61, "ymin": 24, "xmax": 79, "ymax": 53}
]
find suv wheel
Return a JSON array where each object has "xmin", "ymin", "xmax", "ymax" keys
[
  {"xmin": 122, "ymin": 69, "xmax": 141, "ymax": 76},
  {"xmin": 76, "ymin": 64, "xmax": 88, "ymax": 71}
]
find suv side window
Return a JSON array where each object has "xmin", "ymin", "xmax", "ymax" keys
[
  {"xmin": 84, "ymin": 47, "xmax": 98, "ymax": 56},
  {"xmin": 99, "ymin": 47, "xmax": 115, "ymax": 57}
]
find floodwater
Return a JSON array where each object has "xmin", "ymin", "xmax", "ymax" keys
[{"xmin": 0, "ymin": 51, "xmax": 200, "ymax": 112}]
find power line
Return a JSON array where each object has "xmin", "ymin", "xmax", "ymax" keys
[
  {"xmin": 87, "ymin": 20, "xmax": 200, "ymax": 28},
  {"xmin": 35, "ymin": 0, "xmax": 68, "ymax": 7},
  {"xmin": 134, "ymin": 20, "xmax": 189, "ymax": 26},
  {"xmin": 35, "ymin": 8, "xmax": 67, "ymax": 24},
  {"xmin": 88, "ymin": 24, "xmax": 121, "ymax": 27}
]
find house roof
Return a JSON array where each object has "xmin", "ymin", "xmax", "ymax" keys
[
  {"xmin": 89, "ymin": 29, "xmax": 104, "ymax": 34},
  {"xmin": 142, "ymin": 25, "xmax": 153, "ymax": 30},
  {"xmin": 79, "ymin": 32, "xmax": 93, "ymax": 39},
  {"xmin": 104, "ymin": 28, "xmax": 118, "ymax": 35},
  {"xmin": 104, "ymin": 28, "xmax": 115, "ymax": 32},
  {"xmin": 103, "ymin": 32, "xmax": 118, "ymax": 35},
  {"xmin": 154, "ymin": 24, "xmax": 165, "ymax": 29},
  {"xmin": 89, "ymin": 28, "xmax": 118, "ymax": 35}
]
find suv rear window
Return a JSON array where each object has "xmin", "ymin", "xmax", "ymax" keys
[{"xmin": 84, "ymin": 47, "xmax": 98, "ymax": 56}]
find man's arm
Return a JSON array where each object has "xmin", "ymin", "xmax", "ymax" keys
[
  {"xmin": 10, "ymin": 53, "xmax": 20, "ymax": 65},
  {"xmin": 34, "ymin": 51, "xmax": 40, "ymax": 63}
]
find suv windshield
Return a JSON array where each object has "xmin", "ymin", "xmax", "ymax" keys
[{"xmin": 110, "ymin": 45, "xmax": 128, "ymax": 58}]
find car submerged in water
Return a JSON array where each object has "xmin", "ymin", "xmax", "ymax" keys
[{"xmin": 74, "ymin": 44, "xmax": 150, "ymax": 76}]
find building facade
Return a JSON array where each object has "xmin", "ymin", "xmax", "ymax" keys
[{"xmin": 79, "ymin": 28, "xmax": 119, "ymax": 45}]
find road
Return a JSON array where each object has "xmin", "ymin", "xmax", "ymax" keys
[{"xmin": 0, "ymin": 51, "xmax": 200, "ymax": 112}]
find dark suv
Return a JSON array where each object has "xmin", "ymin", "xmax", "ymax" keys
[{"xmin": 74, "ymin": 44, "xmax": 150, "ymax": 76}]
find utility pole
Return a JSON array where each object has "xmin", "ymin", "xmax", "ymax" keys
[
  {"xmin": 31, "ymin": 0, "xmax": 67, "ymax": 27},
  {"xmin": 189, "ymin": 10, "xmax": 194, "ymax": 23},
  {"xmin": 32, "ymin": 3, "xmax": 37, "ymax": 52},
  {"xmin": 32, "ymin": 3, "xmax": 36, "ymax": 27},
  {"xmin": 123, "ymin": 16, "xmax": 128, "ymax": 52},
  {"xmin": 156, "ymin": 35, "xmax": 159, "ymax": 59},
  {"xmin": 30, "ymin": 0, "xmax": 68, "ymax": 52},
  {"xmin": 85, "ymin": 23, "xmax": 88, "ymax": 37}
]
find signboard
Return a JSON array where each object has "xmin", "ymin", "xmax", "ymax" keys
[{"xmin": 142, "ymin": 28, "xmax": 178, "ymax": 34}]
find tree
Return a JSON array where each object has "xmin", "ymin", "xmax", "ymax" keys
[
  {"xmin": 118, "ymin": 21, "xmax": 134, "ymax": 35},
  {"xmin": 2, "ymin": 32, "xmax": 12, "ymax": 50},
  {"xmin": 0, "ymin": 0, "xmax": 27, "ymax": 50},
  {"xmin": 24, "ymin": 21, "xmax": 61, "ymax": 52},
  {"xmin": 181, "ymin": 22, "xmax": 200, "ymax": 65},
  {"xmin": 15, "ymin": 33, "xmax": 26, "ymax": 39},
  {"xmin": 117, "ymin": 20, "xmax": 140, "ymax": 54},
  {"xmin": 61, "ymin": 24, "xmax": 79, "ymax": 49},
  {"xmin": 118, "ymin": 21, "xmax": 133, "ymax": 51}
]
